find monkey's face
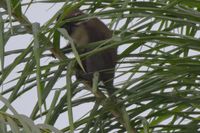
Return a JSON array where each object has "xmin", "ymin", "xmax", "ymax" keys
[
  {"xmin": 61, "ymin": 22, "xmax": 78, "ymax": 35},
  {"xmin": 59, "ymin": 9, "xmax": 84, "ymax": 35}
]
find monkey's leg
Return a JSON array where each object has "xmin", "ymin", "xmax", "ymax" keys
[{"xmin": 101, "ymin": 70, "xmax": 116, "ymax": 96}]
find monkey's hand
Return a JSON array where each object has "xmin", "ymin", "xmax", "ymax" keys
[{"xmin": 48, "ymin": 45, "xmax": 72, "ymax": 59}]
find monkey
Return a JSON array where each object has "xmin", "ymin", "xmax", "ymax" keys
[{"xmin": 58, "ymin": 9, "xmax": 117, "ymax": 95}]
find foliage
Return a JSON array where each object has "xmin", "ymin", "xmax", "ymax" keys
[{"xmin": 1, "ymin": 0, "xmax": 200, "ymax": 132}]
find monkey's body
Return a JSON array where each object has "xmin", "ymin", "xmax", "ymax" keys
[{"xmin": 60, "ymin": 10, "xmax": 117, "ymax": 94}]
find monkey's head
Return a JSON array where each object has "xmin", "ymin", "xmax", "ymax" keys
[
  {"xmin": 66, "ymin": 9, "xmax": 83, "ymax": 18},
  {"xmin": 58, "ymin": 9, "xmax": 84, "ymax": 35}
]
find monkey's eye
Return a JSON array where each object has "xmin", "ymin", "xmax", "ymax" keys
[{"xmin": 62, "ymin": 23, "xmax": 78, "ymax": 35}]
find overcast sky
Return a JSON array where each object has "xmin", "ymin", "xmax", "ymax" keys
[
  {"xmin": 4, "ymin": 1, "xmax": 94, "ymax": 130},
  {"xmin": 3, "ymin": 1, "xmax": 135, "ymax": 131}
]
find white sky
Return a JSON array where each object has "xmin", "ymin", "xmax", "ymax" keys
[
  {"xmin": 4, "ymin": 1, "xmax": 94, "ymax": 130},
  {"xmin": 3, "ymin": 1, "xmax": 141, "ymax": 131},
  {"xmin": 3, "ymin": 0, "xmax": 199, "ymax": 132}
]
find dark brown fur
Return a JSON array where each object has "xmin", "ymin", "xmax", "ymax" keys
[{"xmin": 60, "ymin": 10, "xmax": 117, "ymax": 94}]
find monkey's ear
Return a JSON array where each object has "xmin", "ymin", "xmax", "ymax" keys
[
  {"xmin": 57, "ymin": 9, "xmax": 83, "ymax": 21},
  {"xmin": 56, "ymin": 9, "xmax": 83, "ymax": 28},
  {"xmin": 69, "ymin": 9, "xmax": 83, "ymax": 17}
]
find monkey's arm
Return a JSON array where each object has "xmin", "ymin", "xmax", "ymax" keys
[{"xmin": 49, "ymin": 44, "xmax": 72, "ymax": 58}]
